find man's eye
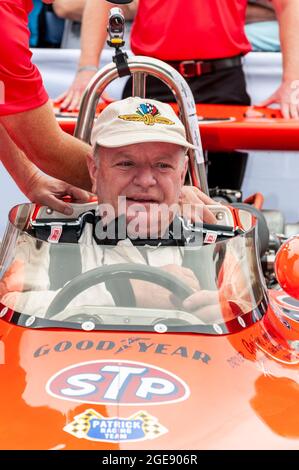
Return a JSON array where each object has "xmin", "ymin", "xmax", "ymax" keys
[
  {"xmin": 156, "ymin": 162, "xmax": 172, "ymax": 169},
  {"xmin": 116, "ymin": 161, "xmax": 134, "ymax": 167}
]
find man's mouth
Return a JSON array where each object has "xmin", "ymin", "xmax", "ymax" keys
[{"xmin": 126, "ymin": 197, "xmax": 159, "ymax": 204}]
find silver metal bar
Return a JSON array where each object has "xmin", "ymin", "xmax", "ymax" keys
[
  {"xmin": 75, "ymin": 56, "xmax": 208, "ymax": 194},
  {"xmin": 132, "ymin": 72, "xmax": 147, "ymax": 98}
]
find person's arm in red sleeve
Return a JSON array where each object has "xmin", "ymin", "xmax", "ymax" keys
[
  {"xmin": 0, "ymin": 1, "xmax": 91, "ymax": 189},
  {"xmin": 0, "ymin": 124, "xmax": 90, "ymax": 214},
  {"xmin": 0, "ymin": 101, "xmax": 92, "ymax": 190}
]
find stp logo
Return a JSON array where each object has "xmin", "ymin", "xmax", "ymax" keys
[{"xmin": 46, "ymin": 360, "xmax": 189, "ymax": 406}]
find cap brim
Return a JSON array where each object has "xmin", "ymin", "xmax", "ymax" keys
[{"xmin": 93, "ymin": 131, "xmax": 197, "ymax": 150}]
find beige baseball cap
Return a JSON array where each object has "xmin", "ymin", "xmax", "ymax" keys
[{"xmin": 90, "ymin": 96, "xmax": 196, "ymax": 149}]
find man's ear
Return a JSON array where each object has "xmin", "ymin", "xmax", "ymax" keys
[
  {"xmin": 86, "ymin": 153, "xmax": 97, "ymax": 194},
  {"xmin": 181, "ymin": 155, "xmax": 189, "ymax": 184}
]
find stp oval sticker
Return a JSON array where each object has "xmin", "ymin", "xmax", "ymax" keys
[{"xmin": 46, "ymin": 360, "xmax": 190, "ymax": 406}]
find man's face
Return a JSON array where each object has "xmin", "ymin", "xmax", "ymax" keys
[{"xmin": 87, "ymin": 142, "xmax": 188, "ymax": 235}]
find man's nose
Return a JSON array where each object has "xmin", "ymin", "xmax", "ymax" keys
[{"xmin": 133, "ymin": 167, "xmax": 157, "ymax": 188}]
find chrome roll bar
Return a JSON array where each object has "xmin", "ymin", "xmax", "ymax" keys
[{"xmin": 75, "ymin": 56, "xmax": 208, "ymax": 194}]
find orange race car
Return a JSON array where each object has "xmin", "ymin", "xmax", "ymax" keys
[
  {"xmin": 1, "ymin": 2, "xmax": 299, "ymax": 453},
  {"xmin": 0, "ymin": 200, "xmax": 299, "ymax": 450}
]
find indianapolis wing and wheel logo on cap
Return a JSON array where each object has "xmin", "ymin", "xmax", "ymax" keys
[{"xmin": 118, "ymin": 103, "xmax": 175, "ymax": 126}]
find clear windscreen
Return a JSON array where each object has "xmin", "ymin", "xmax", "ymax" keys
[{"xmin": 0, "ymin": 204, "xmax": 267, "ymax": 334}]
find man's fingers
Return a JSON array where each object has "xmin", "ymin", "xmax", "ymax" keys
[
  {"xmin": 257, "ymin": 95, "xmax": 276, "ymax": 107},
  {"xmin": 179, "ymin": 186, "xmax": 218, "ymax": 223},
  {"xmin": 184, "ymin": 204, "xmax": 217, "ymax": 224},
  {"xmin": 290, "ymin": 103, "xmax": 299, "ymax": 120},
  {"xmin": 192, "ymin": 187, "xmax": 217, "ymax": 205},
  {"xmin": 67, "ymin": 186, "xmax": 92, "ymax": 203},
  {"xmin": 181, "ymin": 276, "xmax": 199, "ymax": 292},
  {"xmin": 68, "ymin": 91, "xmax": 82, "ymax": 111},
  {"xmin": 183, "ymin": 289, "xmax": 218, "ymax": 312},
  {"xmin": 178, "ymin": 269, "xmax": 200, "ymax": 292},
  {"xmin": 53, "ymin": 91, "xmax": 67, "ymax": 104},
  {"xmin": 161, "ymin": 265, "xmax": 200, "ymax": 291},
  {"xmin": 194, "ymin": 305, "xmax": 221, "ymax": 323},
  {"xmin": 281, "ymin": 102, "xmax": 290, "ymax": 119},
  {"xmin": 44, "ymin": 195, "xmax": 74, "ymax": 215},
  {"xmin": 182, "ymin": 204, "xmax": 216, "ymax": 224},
  {"xmin": 257, "ymin": 83, "xmax": 299, "ymax": 120},
  {"xmin": 60, "ymin": 91, "xmax": 74, "ymax": 110},
  {"xmin": 2, "ymin": 259, "xmax": 25, "ymax": 293},
  {"xmin": 180, "ymin": 204, "xmax": 202, "ymax": 224},
  {"xmin": 180, "ymin": 186, "xmax": 216, "ymax": 205},
  {"xmin": 202, "ymin": 206, "xmax": 217, "ymax": 224},
  {"xmin": 44, "ymin": 188, "xmax": 95, "ymax": 214}
]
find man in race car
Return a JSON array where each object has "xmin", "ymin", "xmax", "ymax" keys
[
  {"xmin": 0, "ymin": 98, "xmax": 253, "ymax": 321},
  {"xmin": 0, "ymin": 1, "xmax": 213, "ymax": 216}
]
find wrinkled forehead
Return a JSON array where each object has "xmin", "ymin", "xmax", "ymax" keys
[{"xmin": 94, "ymin": 142, "xmax": 186, "ymax": 161}]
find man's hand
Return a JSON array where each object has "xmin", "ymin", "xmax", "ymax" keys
[
  {"xmin": 179, "ymin": 186, "xmax": 217, "ymax": 224},
  {"xmin": 54, "ymin": 69, "xmax": 97, "ymax": 111},
  {"xmin": 182, "ymin": 245, "xmax": 254, "ymax": 323},
  {"xmin": 131, "ymin": 264, "xmax": 200, "ymax": 309},
  {"xmin": 25, "ymin": 173, "xmax": 92, "ymax": 215},
  {"xmin": 0, "ymin": 260, "xmax": 24, "ymax": 299},
  {"xmin": 258, "ymin": 80, "xmax": 299, "ymax": 119},
  {"xmin": 269, "ymin": 1, "xmax": 299, "ymax": 119},
  {"xmin": 182, "ymin": 289, "xmax": 221, "ymax": 323}
]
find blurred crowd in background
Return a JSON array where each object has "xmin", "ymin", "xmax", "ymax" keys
[{"xmin": 29, "ymin": 0, "xmax": 281, "ymax": 52}]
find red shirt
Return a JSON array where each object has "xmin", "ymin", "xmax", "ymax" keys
[
  {"xmin": 131, "ymin": 0, "xmax": 251, "ymax": 61},
  {"xmin": 0, "ymin": 0, "xmax": 48, "ymax": 116}
]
